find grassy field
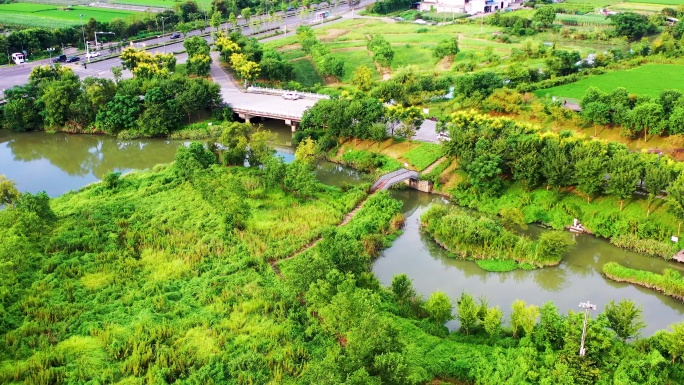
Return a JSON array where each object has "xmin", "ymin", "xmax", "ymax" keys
[
  {"xmin": 0, "ymin": 3, "xmax": 141, "ymax": 28},
  {"xmin": 610, "ymin": 1, "xmax": 676, "ymax": 12},
  {"xmin": 534, "ymin": 64, "xmax": 684, "ymax": 99},
  {"xmin": 111, "ymin": 0, "xmax": 180, "ymax": 8},
  {"xmin": 626, "ymin": 0, "xmax": 684, "ymax": 4}
]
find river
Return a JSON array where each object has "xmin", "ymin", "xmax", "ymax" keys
[{"xmin": 1, "ymin": 125, "xmax": 683, "ymax": 335}]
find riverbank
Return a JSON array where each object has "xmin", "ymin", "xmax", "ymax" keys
[{"xmin": 603, "ymin": 262, "xmax": 684, "ymax": 302}]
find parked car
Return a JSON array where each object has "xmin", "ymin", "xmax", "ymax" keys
[
  {"xmin": 170, "ymin": 32, "xmax": 181, "ymax": 39},
  {"xmin": 282, "ymin": 92, "xmax": 301, "ymax": 100},
  {"xmin": 66, "ymin": 56, "xmax": 80, "ymax": 63},
  {"xmin": 286, "ymin": 6, "xmax": 294, "ymax": 11},
  {"xmin": 52, "ymin": 54, "xmax": 67, "ymax": 63},
  {"xmin": 85, "ymin": 52, "xmax": 100, "ymax": 59}
]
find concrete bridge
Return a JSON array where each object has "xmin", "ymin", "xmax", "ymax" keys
[
  {"xmin": 371, "ymin": 168, "xmax": 432, "ymax": 192},
  {"xmin": 210, "ymin": 53, "xmax": 324, "ymax": 131}
]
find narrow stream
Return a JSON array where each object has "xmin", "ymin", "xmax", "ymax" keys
[{"xmin": 372, "ymin": 190, "xmax": 684, "ymax": 335}]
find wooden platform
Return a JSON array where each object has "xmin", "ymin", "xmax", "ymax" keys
[{"xmin": 673, "ymin": 250, "xmax": 684, "ymax": 263}]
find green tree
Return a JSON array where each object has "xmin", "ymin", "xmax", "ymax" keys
[
  {"xmin": 465, "ymin": 153, "xmax": 504, "ymax": 196},
  {"xmin": 535, "ymin": 301, "xmax": 567, "ymax": 350},
  {"xmin": 174, "ymin": 142, "xmax": 217, "ymax": 180},
  {"xmin": 582, "ymin": 102, "xmax": 611, "ymax": 137},
  {"xmin": 664, "ymin": 322, "xmax": 684, "ymax": 363},
  {"xmin": 390, "ymin": 274, "xmax": 417, "ymax": 306},
  {"xmin": 187, "ymin": 53, "xmax": 212, "ymax": 77},
  {"xmin": 0, "ymin": 175, "xmax": 20, "ymax": 206},
  {"xmin": 295, "ymin": 137, "xmax": 318, "ymax": 166},
  {"xmin": 456, "ymin": 292, "xmax": 478, "ymax": 334},
  {"xmin": 532, "ymin": 6, "xmax": 556, "ymax": 29},
  {"xmin": 628, "ymin": 102, "xmax": 665, "ymax": 142},
  {"xmin": 644, "ymin": 159, "xmax": 672, "ymax": 216},
  {"xmin": 545, "ymin": 50, "xmax": 580, "ymax": 77},
  {"xmin": 241, "ymin": 7, "xmax": 252, "ymax": 23},
  {"xmin": 604, "ymin": 299, "xmax": 646, "ymax": 342},
  {"xmin": 610, "ymin": 12, "xmax": 652, "ymax": 41},
  {"xmin": 228, "ymin": 12, "xmax": 238, "ymax": 32},
  {"xmin": 248, "ymin": 130, "xmax": 276, "ymax": 167},
  {"xmin": 606, "ymin": 151, "xmax": 642, "ymax": 211},
  {"xmin": 218, "ymin": 121, "xmax": 251, "ymax": 165},
  {"xmin": 210, "ymin": 11, "xmax": 222, "ymax": 32},
  {"xmin": 483, "ymin": 306, "xmax": 503, "ymax": 337},
  {"xmin": 352, "ymin": 65, "xmax": 374, "ymax": 91},
  {"xmin": 510, "ymin": 299, "xmax": 539, "ymax": 338},
  {"xmin": 96, "ymin": 94, "xmax": 142, "ymax": 134},
  {"xmin": 572, "ymin": 141, "xmax": 608, "ymax": 202},
  {"xmin": 284, "ymin": 161, "xmax": 317, "ymax": 198},
  {"xmin": 535, "ymin": 231, "xmax": 576, "ymax": 264},
  {"xmin": 184, "ymin": 36, "xmax": 211, "ymax": 57},
  {"xmin": 425, "ymin": 291, "xmax": 453, "ymax": 325},
  {"xmin": 541, "ymin": 138, "xmax": 573, "ymax": 190},
  {"xmin": 433, "ymin": 37, "xmax": 459, "ymax": 59},
  {"xmin": 668, "ymin": 107, "xmax": 684, "ymax": 135},
  {"xmin": 666, "ymin": 173, "xmax": 684, "ymax": 235},
  {"xmin": 366, "ymin": 35, "xmax": 394, "ymax": 67}
]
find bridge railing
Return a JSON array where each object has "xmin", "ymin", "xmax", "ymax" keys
[
  {"xmin": 231, "ymin": 107, "xmax": 304, "ymax": 121},
  {"xmin": 246, "ymin": 86, "xmax": 330, "ymax": 101}
]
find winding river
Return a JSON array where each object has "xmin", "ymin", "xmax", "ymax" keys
[{"xmin": 2, "ymin": 124, "xmax": 683, "ymax": 335}]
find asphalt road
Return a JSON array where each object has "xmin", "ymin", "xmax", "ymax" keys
[{"xmin": 0, "ymin": 0, "xmax": 376, "ymax": 96}]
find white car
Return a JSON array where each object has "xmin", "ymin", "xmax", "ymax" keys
[
  {"xmin": 282, "ymin": 92, "xmax": 301, "ymax": 100},
  {"xmin": 86, "ymin": 52, "xmax": 101, "ymax": 59}
]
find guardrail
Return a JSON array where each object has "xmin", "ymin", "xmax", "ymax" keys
[
  {"xmin": 230, "ymin": 106, "xmax": 305, "ymax": 121},
  {"xmin": 246, "ymin": 86, "xmax": 330, "ymax": 100}
]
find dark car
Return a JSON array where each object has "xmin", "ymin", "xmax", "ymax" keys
[
  {"xmin": 170, "ymin": 32, "xmax": 181, "ymax": 39},
  {"xmin": 52, "ymin": 54, "xmax": 67, "ymax": 63},
  {"xmin": 66, "ymin": 56, "xmax": 80, "ymax": 63},
  {"xmin": 286, "ymin": 6, "xmax": 294, "ymax": 11}
]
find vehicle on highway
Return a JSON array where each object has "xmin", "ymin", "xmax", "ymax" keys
[
  {"xmin": 11, "ymin": 52, "xmax": 24, "ymax": 65},
  {"xmin": 282, "ymin": 92, "xmax": 302, "ymax": 100},
  {"xmin": 52, "ymin": 54, "xmax": 67, "ymax": 63},
  {"xmin": 85, "ymin": 52, "xmax": 100, "ymax": 59},
  {"xmin": 66, "ymin": 56, "xmax": 80, "ymax": 63},
  {"xmin": 170, "ymin": 32, "xmax": 181, "ymax": 39}
]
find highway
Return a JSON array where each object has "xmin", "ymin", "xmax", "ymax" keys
[{"xmin": 0, "ymin": 0, "xmax": 376, "ymax": 94}]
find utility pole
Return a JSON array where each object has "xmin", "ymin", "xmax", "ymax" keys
[
  {"xmin": 79, "ymin": 14, "xmax": 88, "ymax": 58},
  {"xmin": 161, "ymin": 16, "xmax": 169, "ymax": 54},
  {"xmin": 578, "ymin": 301, "xmax": 596, "ymax": 357}
]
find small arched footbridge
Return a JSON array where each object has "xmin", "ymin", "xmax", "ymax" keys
[{"xmin": 371, "ymin": 168, "xmax": 420, "ymax": 192}]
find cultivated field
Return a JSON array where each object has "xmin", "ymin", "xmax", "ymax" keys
[
  {"xmin": 534, "ymin": 64, "xmax": 684, "ymax": 99},
  {"xmin": 0, "ymin": 3, "xmax": 141, "ymax": 28},
  {"xmin": 267, "ymin": 16, "xmax": 622, "ymax": 87},
  {"xmin": 110, "ymin": 0, "xmax": 178, "ymax": 8},
  {"xmin": 626, "ymin": 0, "xmax": 684, "ymax": 5}
]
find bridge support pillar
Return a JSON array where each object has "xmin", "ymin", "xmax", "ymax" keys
[
  {"xmin": 406, "ymin": 178, "xmax": 433, "ymax": 193},
  {"xmin": 239, "ymin": 113, "xmax": 252, "ymax": 121}
]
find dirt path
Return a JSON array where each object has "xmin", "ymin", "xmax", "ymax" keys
[
  {"xmin": 270, "ymin": 193, "xmax": 373, "ymax": 279},
  {"xmin": 422, "ymin": 157, "xmax": 447, "ymax": 174}
]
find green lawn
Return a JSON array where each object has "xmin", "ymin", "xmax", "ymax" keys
[
  {"xmin": 534, "ymin": 64, "xmax": 684, "ymax": 99},
  {"xmin": 290, "ymin": 58, "xmax": 323, "ymax": 87},
  {"xmin": 0, "ymin": 3, "xmax": 141, "ymax": 28},
  {"xmin": 626, "ymin": 0, "xmax": 684, "ymax": 4},
  {"xmin": 111, "ymin": 0, "xmax": 181, "ymax": 8}
]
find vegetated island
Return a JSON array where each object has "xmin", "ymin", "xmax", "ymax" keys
[{"xmin": 420, "ymin": 204, "xmax": 576, "ymax": 272}]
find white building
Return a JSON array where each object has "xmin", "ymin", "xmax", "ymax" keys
[{"xmin": 418, "ymin": 0, "xmax": 511, "ymax": 14}]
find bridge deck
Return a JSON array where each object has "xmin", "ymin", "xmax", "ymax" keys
[{"xmin": 372, "ymin": 168, "xmax": 419, "ymax": 191}]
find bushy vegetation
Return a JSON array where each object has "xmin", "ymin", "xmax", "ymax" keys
[
  {"xmin": 0, "ymin": 59, "xmax": 221, "ymax": 137},
  {"xmin": 421, "ymin": 204, "xmax": 576, "ymax": 268},
  {"xmin": 603, "ymin": 262, "xmax": 684, "ymax": 301},
  {"xmin": 403, "ymin": 142, "xmax": 443, "ymax": 171}
]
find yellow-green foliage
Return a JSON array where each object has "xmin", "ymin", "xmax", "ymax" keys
[{"xmin": 0, "ymin": 163, "xmax": 366, "ymax": 384}]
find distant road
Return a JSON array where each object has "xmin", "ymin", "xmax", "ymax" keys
[{"xmin": 0, "ymin": 0, "xmax": 376, "ymax": 94}]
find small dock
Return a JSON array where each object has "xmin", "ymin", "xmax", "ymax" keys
[{"xmin": 673, "ymin": 249, "xmax": 684, "ymax": 263}]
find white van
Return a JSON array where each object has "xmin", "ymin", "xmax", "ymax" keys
[
  {"xmin": 11, "ymin": 53, "xmax": 24, "ymax": 65},
  {"xmin": 282, "ymin": 92, "xmax": 301, "ymax": 100}
]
